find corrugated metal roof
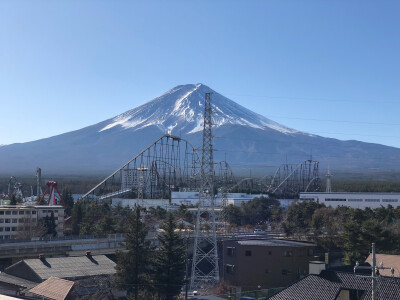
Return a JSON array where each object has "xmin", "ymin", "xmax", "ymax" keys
[
  {"xmin": 0, "ymin": 272, "xmax": 37, "ymax": 289},
  {"xmin": 23, "ymin": 255, "xmax": 116, "ymax": 280},
  {"xmin": 29, "ymin": 277, "xmax": 74, "ymax": 300},
  {"xmin": 237, "ymin": 239, "xmax": 316, "ymax": 247}
]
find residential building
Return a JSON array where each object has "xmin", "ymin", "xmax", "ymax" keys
[
  {"xmin": 3, "ymin": 252, "xmax": 123, "ymax": 298},
  {"xmin": 4, "ymin": 253, "xmax": 115, "ymax": 283},
  {"xmin": 223, "ymin": 239, "xmax": 316, "ymax": 291},
  {"xmin": 0, "ymin": 205, "xmax": 64, "ymax": 240},
  {"xmin": 299, "ymin": 192, "xmax": 400, "ymax": 209},
  {"xmin": 0, "ymin": 272, "xmax": 36, "ymax": 297},
  {"xmin": 267, "ymin": 269, "xmax": 400, "ymax": 300}
]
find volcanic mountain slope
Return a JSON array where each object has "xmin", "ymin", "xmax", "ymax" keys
[{"xmin": 1, "ymin": 83, "xmax": 400, "ymax": 175}]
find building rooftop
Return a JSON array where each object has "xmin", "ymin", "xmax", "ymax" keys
[
  {"xmin": 0, "ymin": 271, "xmax": 37, "ymax": 289},
  {"xmin": 268, "ymin": 270, "xmax": 400, "ymax": 300},
  {"xmin": 366, "ymin": 253, "xmax": 400, "ymax": 277},
  {"xmin": 0, "ymin": 205, "xmax": 64, "ymax": 209},
  {"xmin": 5, "ymin": 254, "xmax": 116, "ymax": 282},
  {"xmin": 237, "ymin": 239, "xmax": 316, "ymax": 247},
  {"xmin": 29, "ymin": 277, "xmax": 74, "ymax": 300}
]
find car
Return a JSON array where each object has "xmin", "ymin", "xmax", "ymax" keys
[{"xmin": 253, "ymin": 228, "xmax": 265, "ymax": 234}]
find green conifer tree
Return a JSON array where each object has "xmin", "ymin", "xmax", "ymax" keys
[
  {"xmin": 115, "ymin": 207, "xmax": 153, "ymax": 300},
  {"xmin": 153, "ymin": 213, "xmax": 186, "ymax": 300}
]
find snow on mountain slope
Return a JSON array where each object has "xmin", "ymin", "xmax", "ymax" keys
[{"xmin": 99, "ymin": 83, "xmax": 302, "ymax": 135}]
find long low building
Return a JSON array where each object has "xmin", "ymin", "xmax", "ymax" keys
[
  {"xmin": 171, "ymin": 191, "xmax": 264, "ymax": 206},
  {"xmin": 299, "ymin": 192, "xmax": 400, "ymax": 209}
]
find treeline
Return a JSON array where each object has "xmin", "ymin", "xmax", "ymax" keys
[
  {"xmin": 70, "ymin": 199, "xmax": 195, "ymax": 237},
  {"xmin": 282, "ymin": 201, "xmax": 400, "ymax": 264},
  {"xmin": 223, "ymin": 197, "xmax": 282, "ymax": 227}
]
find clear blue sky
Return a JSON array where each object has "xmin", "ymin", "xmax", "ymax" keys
[{"xmin": 0, "ymin": 1, "xmax": 399, "ymax": 147}]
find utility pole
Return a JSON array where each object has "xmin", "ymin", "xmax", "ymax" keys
[
  {"xmin": 190, "ymin": 92, "xmax": 219, "ymax": 293},
  {"xmin": 354, "ymin": 243, "xmax": 395, "ymax": 300},
  {"xmin": 325, "ymin": 167, "xmax": 332, "ymax": 193}
]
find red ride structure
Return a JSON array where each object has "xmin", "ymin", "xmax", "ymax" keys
[{"xmin": 39, "ymin": 181, "xmax": 65, "ymax": 206}]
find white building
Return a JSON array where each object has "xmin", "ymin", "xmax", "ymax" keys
[
  {"xmin": 0, "ymin": 205, "xmax": 65, "ymax": 240},
  {"xmin": 112, "ymin": 198, "xmax": 169, "ymax": 209},
  {"xmin": 299, "ymin": 192, "xmax": 400, "ymax": 209},
  {"xmin": 170, "ymin": 191, "xmax": 265, "ymax": 206}
]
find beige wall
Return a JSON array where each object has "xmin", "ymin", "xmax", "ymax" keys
[{"xmin": 0, "ymin": 206, "xmax": 64, "ymax": 239}]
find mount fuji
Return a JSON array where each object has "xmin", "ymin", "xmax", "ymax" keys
[{"xmin": 1, "ymin": 83, "xmax": 400, "ymax": 175}]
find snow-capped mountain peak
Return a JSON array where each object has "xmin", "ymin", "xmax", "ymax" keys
[{"xmin": 99, "ymin": 83, "xmax": 300, "ymax": 135}]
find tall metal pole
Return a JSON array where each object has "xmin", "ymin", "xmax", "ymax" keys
[
  {"xmin": 190, "ymin": 92, "xmax": 219, "ymax": 293},
  {"xmin": 326, "ymin": 167, "xmax": 332, "ymax": 193},
  {"xmin": 372, "ymin": 243, "xmax": 377, "ymax": 300}
]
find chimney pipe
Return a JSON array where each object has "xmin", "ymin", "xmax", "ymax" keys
[
  {"xmin": 39, "ymin": 254, "xmax": 45, "ymax": 261},
  {"xmin": 86, "ymin": 251, "xmax": 92, "ymax": 258}
]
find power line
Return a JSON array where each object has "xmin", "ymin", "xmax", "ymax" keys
[
  {"xmin": 227, "ymin": 93, "xmax": 399, "ymax": 105},
  {"xmin": 265, "ymin": 115, "xmax": 400, "ymax": 127}
]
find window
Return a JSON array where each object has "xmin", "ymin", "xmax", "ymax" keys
[
  {"xmin": 325, "ymin": 198, "xmax": 346, "ymax": 202},
  {"xmin": 283, "ymin": 251, "xmax": 293, "ymax": 257},
  {"xmin": 245, "ymin": 250, "xmax": 252, "ymax": 256},
  {"xmin": 12, "ymin": 219, "xmax": 17, "ymax": 223},
  {"xmin": 32, "ymin": 211, "xmax": 36, "ymax": 215},
  {"xmin": 282, "ymin": 269, "xmax": 293, "ymax": 275},
  {"xmin": 12, "ymin": 211, "xmax": 17, "ymax": 215},
  {"xmin": 19, "ymin": 211, "xmax": 24, "ymax": 215},
  {"xmin": 5, "ymin": 227, "xmax": 10, "ymax": 232},
  {"xmin": 226, "ymin": 264, "xmax": 235, "ymax": 274},
  {"xmin": 365, "ymin": 199, "xmax": 380, "ymax": 202},
  {"xmin": 383, "ymin": 199, "xmax": 398, "ymax": 203},
  {"xmin": 0, "ymin": 219, "xmax": 3, "ymax": 223},
  {"xmin": 227, "ymin": 247, "xmax": 235, "ymax": 256},
  {"xmin": 348, "ymin": 199, "xmax": 363, "ymax": 202},
  {"xmin": 11, "ymin": 227, "xmax": 16, "ymax": 231},
  {"xmin": 54, "ymin": 210, "xmax": 58, "ymax": 213},
  {"xmin": 5, "ymin": 219, "xmax": 10, "ymax": 223},
  {"xmin": 0, "ymin": 211, "xmax": 4, "ymax": 215},
  {"xmin": 5, "ymin": 211, "xmax": 11, "ymax": 215},
  {"xmin": 0, "ymin": 228, "xmax": 3, "ymax": 232}
]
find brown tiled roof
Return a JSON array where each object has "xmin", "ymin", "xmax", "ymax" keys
[
  {"xmin": 29, "ymin": 277, "xmax": 74, "ymax": 300},
  {"xmin": 366, "ymin": 253, "xmax": 400, "ymax": 277}
]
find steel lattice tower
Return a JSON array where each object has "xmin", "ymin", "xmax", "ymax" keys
[{"xmin": 190, "ymin": 92, "xmax": 219, "ymax": 292}]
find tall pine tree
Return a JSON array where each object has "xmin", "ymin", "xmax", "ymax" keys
[
  {"xmin": 153, "ymin": 213, "xmax": 186, "ymax": 300},
  {"xmin": 115, "ymin": 207, "xmax": 153, "ymax": 299}
]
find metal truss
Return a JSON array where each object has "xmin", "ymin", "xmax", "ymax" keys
[
  {"xmin": 190, "ymin": 92, "xmax": 220, "ymax": 293},
  {"xmin": 80, "ymin": 134, "xmax": 201, "ymax": 202},
  {"xmin": 266, "ymin": 159, "xmax": 321, "ymax": 197}
]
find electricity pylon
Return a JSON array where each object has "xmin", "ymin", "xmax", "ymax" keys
[{"xmin": 190, "ymin": 92, "xmax": 219, "ymax": 292}]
